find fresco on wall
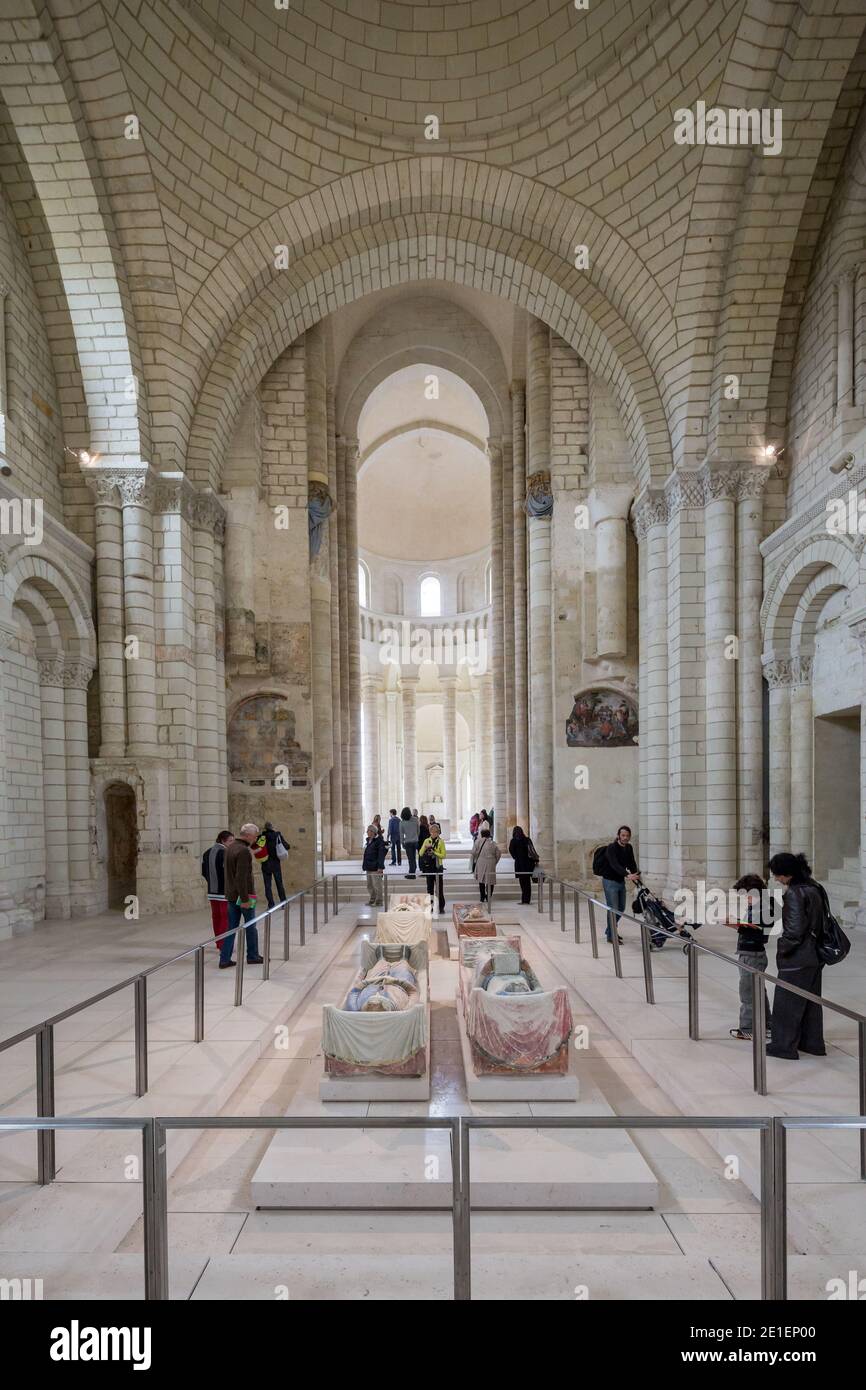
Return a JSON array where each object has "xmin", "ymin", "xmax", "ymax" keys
[
  {"xmin": 228, "ymin": 694, "xmax": 309, "ymax": 784},
  {"xmin": 565, "ymin": 690, "xmax": 637, "ymax": 747}
]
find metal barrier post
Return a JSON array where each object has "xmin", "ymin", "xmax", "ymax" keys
[
  {"xmin": 609, "ymin": 907, "xmax": 623, "ymax": 978},
  {"xmin": 234, "ymin": 922, "xmax": 246, "ymax": 1007},
  {"xmin": 548, "ymin": 876, "xmax": 555, "ymax": 921},
  {"xmin": 537, "ymin": 872, "xmax": 544, "ymax": 914},
  {"xmin": 752, "ymin": 973, "xmax": 767, "ymax": 1096},
  {"xmin": 323, "ymin": 878, "xmax": 329, "ymax": 925},
  {"xmin": 573, "ymin": 890, "xmax": 580, "ymax": 944},
  {"xmin": 859, "ymin": 1021, "xmax": 866, "ymax": 1180},
  {"xmin": 453, "ymin": 1117, "xmax": 471, "ymax": 1301},
  {"xmin": 312, "ymin": 881, "xmax": 319, "ymax": 935},
  {"xmin": 771, "ymin": 1118, "xmax": 787, "ymax": 1300},
  {"xmin": 263, "ymin": 913, "xmax": 271, "ymax": 982},
  {"xmin": 639, "ymin": 923, "xmax": 655, "ymax": 1005},
  {"xmin": 687, "ymin": 943, "xmax": 699, "ymax": 1040},
  {"xmin": 283, "ymin": 900, "xmax": 290, "ymax": 961},
  {"xmin": 588, "ymin": 898, "xmax": 600, "ymax": 958},
  {"xmin": 299, "ymin": 893, "xmax": 306, "ymax": 946},
  {"xmin": 36, "ymin": 1025, "xmax": 55, "ymax": 1185},
  {"xmin": 759, "ymin": 1122, "xmax": 775, "ymax": 1301},
  {"xmin": 559, "ymin": 881, "xmax": 565, "ymax": 932},
  {"xmin": 194, "ymin": 946, "xmax": 205, "ymax": 1043},
  {"xmin": 333, "ymin": 876, "xmax": 339, "ymax": 914},
  {"xmin": 383, "ymin": 873, "xmax": 390, "ymax": 910},
  {"xmin": 134, "ymin": 977, "xmax": 148, "ymax": 1096},
  {"xmin": 142, "ymin": 1118, "xmax": 169, "ymax": 1301}
]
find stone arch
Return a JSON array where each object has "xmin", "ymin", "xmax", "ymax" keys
[
  {"xmin": 186, "ymin": 223, "xmax": 673, "ymax": 494},
  {"xmin": 0, "ymin": 3, "xmax": 151, "ymax": 462},
  {"xmin": 791, "ymin": 570, "xmax": 851, "ymax": 658},
  {"xmin": 761, "ymin": 538, "xmax": 859, "ymax": 658},
  {"xmin": 4, "ymin": 553, "xmax": 96, "ymax": 663}
]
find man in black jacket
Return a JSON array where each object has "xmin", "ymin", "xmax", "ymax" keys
[
  {"xmin": 202, "ymin": 831, "xmax": 234, "ymax": 952},
  {"xmin": 601, "ymin": 825, "xmax": 639, "ymax": 944},
  {"xmin": 362, "ymin": 823, "xmax": 387, "ymax": 906},
  {"xmin": 767, "ymin": 852, "xmax": 826, "ymax": 1059}
]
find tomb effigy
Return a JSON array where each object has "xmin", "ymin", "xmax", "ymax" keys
[
  {"xmin": 374, "ymin": 901, "xmax": 431, "ymax": 948},
  {"xmin": 456, "ymin": 934, "xmax": 578, "ymax": 1099},
  {"xmin": 452, "ymin": 901, "xmax": 495, "ymax": 938},
  {"xmin": 320, "ymin": 940, "xmax": 430, "ymax": 1098},
  {"xmin": 392, "ymin": 893, "xmax": 432, "ymax": 910}
]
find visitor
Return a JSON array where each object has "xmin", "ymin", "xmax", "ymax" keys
[
  {"xmin": 372, "ymin": 813, "xmax": 383, "ymax": 837},
  {"xmin": 598, "ymin": 825, "xmax": 640, "ymax": 944},
  {"xmin": 418, "ymin": 813, "xmax": 430, "ymax": 855},
  {"xmin": 469, "ymin": 810, "xmax": 480, "ymax": 841},
  {"xmin": 222, "ymin": 823, "xmax": 264, "ymax": 969},
  {"xmin": 508, "ymin": 825, "xmax": 538, "ymax": 905},
  {"xmin": 723, "ymin": 873, "xmax": 772, "ymax": 1042},
  {"xmin": 766, "ymin": 852, "xmax": 827, "ymax": 1060},
  {"xmin": 387, "ymin": 808, "xmax": 402, "ymax": 867},
  {"xmin": 400, "ymin": 806, "xmax": 419, "ymax": 878},
  {"xmin": 201, "ymin": 830, "xmax": 234, "ymax": 952},
  {"xmin": 260, "ymin": 820, "xmax": 289, "ymax": 909},
  {"xmin": 420, "ymin": 819, "xmax": 446, "ymax": 915},
  {"xmin": 478, "ymin": 808, "xmax": 490, "ymax": 834},
  {"xmin": 472, "ymin": 825, "xmax": 501, "ymax": 905},
  {"xmin": 488, "ymin": 806, "xmax": 495, "ymax": 837},
  {"xmin": 363, "ymin": 822, "xmax": 387, "ymax": 906}
]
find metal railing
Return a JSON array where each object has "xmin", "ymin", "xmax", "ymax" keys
[
  {"xmin": 2, "ymin": 1111, "xmax": 862, "ymax": 1301},
  {"xmin": 0, "ymin": 874, "xmax": 339, "ymax": 1185},
  {"xmin": 534, "ymin": 870, "xmax": 866, "ymax": 1178}
]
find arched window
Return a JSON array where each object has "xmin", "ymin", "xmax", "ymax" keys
[
  {"xmin": 419, "ymin": 575, "xmax": 441, "ymax": 616},
  {"xmin": 358, "ymin": 560, "xmax": 370, "ymax": 609}
]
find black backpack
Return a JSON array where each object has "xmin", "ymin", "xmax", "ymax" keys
[
  {"xmin": 591, "ymin": 843, "xmax": 610, "ymax": 877},
  {"xmin": 813, "ymin": 885, "xmax": 851, "ymax": 967}
]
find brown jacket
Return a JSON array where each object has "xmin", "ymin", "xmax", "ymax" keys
[{"xmin": 224, "ymin": 837, "xmax": 255, "ymax": 904}]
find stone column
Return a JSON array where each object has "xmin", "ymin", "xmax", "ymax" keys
[
  {"xmin": 837, "ymin": 267, "xmax": 855, "ymax": 409},
  {"xmin": 587, "ymin": 484, "xmax": 633, "ymax": 660},
  {"xmin": 0, "ymin": 617, "xmax": 19, "ymax": 936},
  {"xmin": 765, "ymin": 659, "xmax": 793, "ymax": 859},
  {"xmin": 664, "ymin": 471, "xmax": 706, "ymax": 890},
  {"xmin": 192, "ymin": 491, "xmax": 227, "ymax": 844},
  {"xmin": 327, "ymin": 384, "xmax": 345, "ymax": 856},
  {"xmin": 702, "ymin": 464, "xmax": 738, "ymax": 884},
  {"xmin": 117, "ymin": 469, "xmax": 158, "ymax": 758},
  {"xmin": 223, "ymin": 486, "xmax": 258, "ymax": 664},
  {"xmin": 400, "ymin": 672, "xmax": 419, "ymax": 809},
  {"xmin": 789, "ymin": 656, "xmax": 814, "ymax": 859},
  {"xmin": 83, "ymin": 471, "xmax": 126, "ymax": 755},
  {"xmin": 526, "ymin": 317, "xmax": 554, "ymax": 865},
  {"xmin": 475, "ymin": 673, "xmax": 493, "ymax": 809},
  {"xmin": 488, "ymin": 439, "xmax": 507, "ymax": 845},
  {"xmin": 64, "ymin": 660, "xmax": 94, "ymax": 900},
  {"xmin": 851, "ymin": 621, "xmax": 866, "ymax": 927},
  {"xmin": 362, "ymin": 673, "xmax": 381, "ymax": 824},
  {"xmin": 501, "ymin": 437, "xmax": 516, "ymax": 828},
  {"xmin": 441, "ymin": 674, "xmax": 458, "ymax": 836},
  {"xmin": 737, "ymin": 469, "xmax": 768, "ymax": 869},
  {"xmin": 306, "ymin": 324, "xmax": 334, "ymax": 793},
  {"xmin": 511, "ymin": 382, "xmax": 529, "ymax": 827},
  {"xmin": 38, "ymin": 660, "xmax": 71, "ymax": 917},
  {"xmin": 385, "ymin": 689, "xmax": 398, "ymax": 814},
  {"xmin": 343, "ymin": 437, "xmax": 363, "ymax": 845},
  {"xmin": 633, "ymin": 493, "xmax": 669, "ymax": 884},
  {"xmin": 336, "ymin": 433, "xmax": 352, "ymax": 846}
]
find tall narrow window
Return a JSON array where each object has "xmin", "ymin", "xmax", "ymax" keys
[
  {"xmin": 358, "ymin": 560, "xmax": 369, "ymax": 608},
  {"xmin": 420, "ymin": 575, "xmax": 441, "ymax": 616}
]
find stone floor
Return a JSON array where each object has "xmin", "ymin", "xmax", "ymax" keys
[{"xmin": 0, "ymin": 883, "xmax": 862, "ymax": 1299}]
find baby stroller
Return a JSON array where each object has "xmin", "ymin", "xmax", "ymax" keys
[{"xmin": 631, "ymin": 880, "xmax": 700, "ymax": 953}]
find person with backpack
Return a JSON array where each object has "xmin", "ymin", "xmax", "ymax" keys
[
  {"xmin": 362, "ymin": 823, "xmax": 387, "ymax": 906},
  {"xmin": 471, "ymin": 825, "xmax": 501, "ymax": 905},
  {"xmin": 400, "ymin": 806, "xmax": 420, "ymax": 878},
  {"xmin": 723, "ymin": 873, "xmax": 772, "ymax": 1041},
  {"xmin": 594, "ymin": 825, "xmax": 639, "ymax": 944},
  {"xmin": 469, "ymin": 811, "xmax": 480, "ymax": 842},
  {"xmin": 766, "ymin": 852, "xmax": 831, "ymax": 1059},
  {"xmin": 258, "ymin": 820, "xmax": 289, "ymax": 910},
  {"xmin": 419, "ymin": 819, "xmax": 446, "ymax": 915},
  {"xmin": 508, "ymin": 825, "xmax": 538, "ymax": 904}
]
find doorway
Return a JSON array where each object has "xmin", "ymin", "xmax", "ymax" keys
[{"xmin": 105, "ymin": 782, "xmax": 137, "ymax": 910}]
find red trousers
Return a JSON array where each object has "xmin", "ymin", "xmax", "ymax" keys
[{"xmin": 209, "ymin": 898, "xmax": 228, "ymax": 951}]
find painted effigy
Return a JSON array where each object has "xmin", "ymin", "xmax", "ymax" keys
[
  {"xmin": 458, "ymin": 935, "xmax": 573, "ymax": 1076},
  {"xmin": 451, "ymin": 901, "xmax": 495, "ymax": 937},
  {"xmin": 565, "ymin": 689, "xmax": 637, "ymax": 747},
  {"xmin": 322, "ymin": 941, "xmax": 429, "ymax": 1078}
]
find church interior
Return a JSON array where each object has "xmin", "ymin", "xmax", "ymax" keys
[{"xmin": 0, "ymin": 0, "xmax": 865, "ymax": 1319}]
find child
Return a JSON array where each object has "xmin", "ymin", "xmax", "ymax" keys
[{"xmin": 724, "ymin": 873, "xmax": 772, "ymax": 1041}]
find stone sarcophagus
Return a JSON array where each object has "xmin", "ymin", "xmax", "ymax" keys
[
  {"xmin": 458, "ymin": 935, "xmax": 574, "ymax": 1078},
  {"xmin": 452, "ymin": 902, "xmax": 494, "ymax": 938},
  {"xmin": 321, "ymin": 941, "xmax": 430, "ymax": 1097},
  {"xmin": 374, "ymin": 901, "xmax": 431, "ymax": 948}
]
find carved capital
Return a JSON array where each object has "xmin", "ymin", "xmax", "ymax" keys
[
  {"xmin": 192, "ymin": 490, "xmax": 227, "ymax": 538},
  {"xmin": 0, "ymin": 546, "xmax": 8, "ymax": 575},
  {"xmin": 763, "ymin": 658, "xmax": 795, "ymax": 689},
  {"xmin": 525, "ymin": 470, "xmax": 553, "ymax": 518},
  {"xmin": 631, "ymin": 490, "xmax": 669, "ymax": 542},
  {"xmin": 38, "ymin": 657, "xmax": 67, "ymax": 687},
  {"xmin": 665, "ymin": 470, "xmax": 705, "ymax": 515},
  {"xmin": 38, "ymin": 657, "xmax": 94, "ymax": 689},
  {"xmin": 155, "ymin": 473, "xmax": 196, "ymax": 522}
]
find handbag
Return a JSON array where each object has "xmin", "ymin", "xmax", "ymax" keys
[
  {"xmin": 419, "ymin": 840, "xmax": 440, "ymax": 875},
  {"xmin": 813, "ymin": 885, "xmax": 851, "ymax": 967},
  {"xmin": 275, "ymin": 833, "xmax": 289, "ymax": 861}
]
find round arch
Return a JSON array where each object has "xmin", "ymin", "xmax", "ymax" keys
[
  {"xmin": 761, "ymin": 538, "xmax": 860, "ymax": 658},
  {"xmin": 4, "ymin": 554, "xmax": 96, "ymax": 663}
]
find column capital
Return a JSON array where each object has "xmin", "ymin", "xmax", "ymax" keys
[
  {"xmin": 38, "ymin": 656, "xmax": 95, "ymax": 689},
  {"xmin": 438, "ymin": 672, "xmax": 459, "ymax": 689},
  {"xmin": 587, "ymin": 483, "xmax": 633, "ymax": 528},
  {"xmin": 191, "ymin": 488, "xmax": 227, "ymax": 539},
  {"xmin": 361, "ymin": 672, "xmax": 382, "ymax": 695},
  {"xmin": 399, "ymin": 671, "xmax": 420, "ymax": 689},
  {"xmin": 81, "ymin": 463, "xmax": 158, "ymax": 509},
  {"xmin": 790, "ymin": 655, "xmax": 813, "ymax": 687},
  {"xmin": 154, "ymin": 471, "xmax": 197, "ymax": 523},
  {"xmin": 631, "ymin": 489, "xmax": 669, "ymax": 541},
  {"xmin": 525, "ymin": 470, "xmax": 553, "ymax": 518},
  {"xmin": 763, "ymin": 656, "xmax": 796, "ymax": 688}
]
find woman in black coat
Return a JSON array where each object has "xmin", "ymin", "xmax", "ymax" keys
[
  {"xmin": 767, "ymin": 852, "xmax": 826, "ymax": 1060},
  {"xmin": 508, "ymin": 825, "xmax": 537, "ymax": 905}
]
